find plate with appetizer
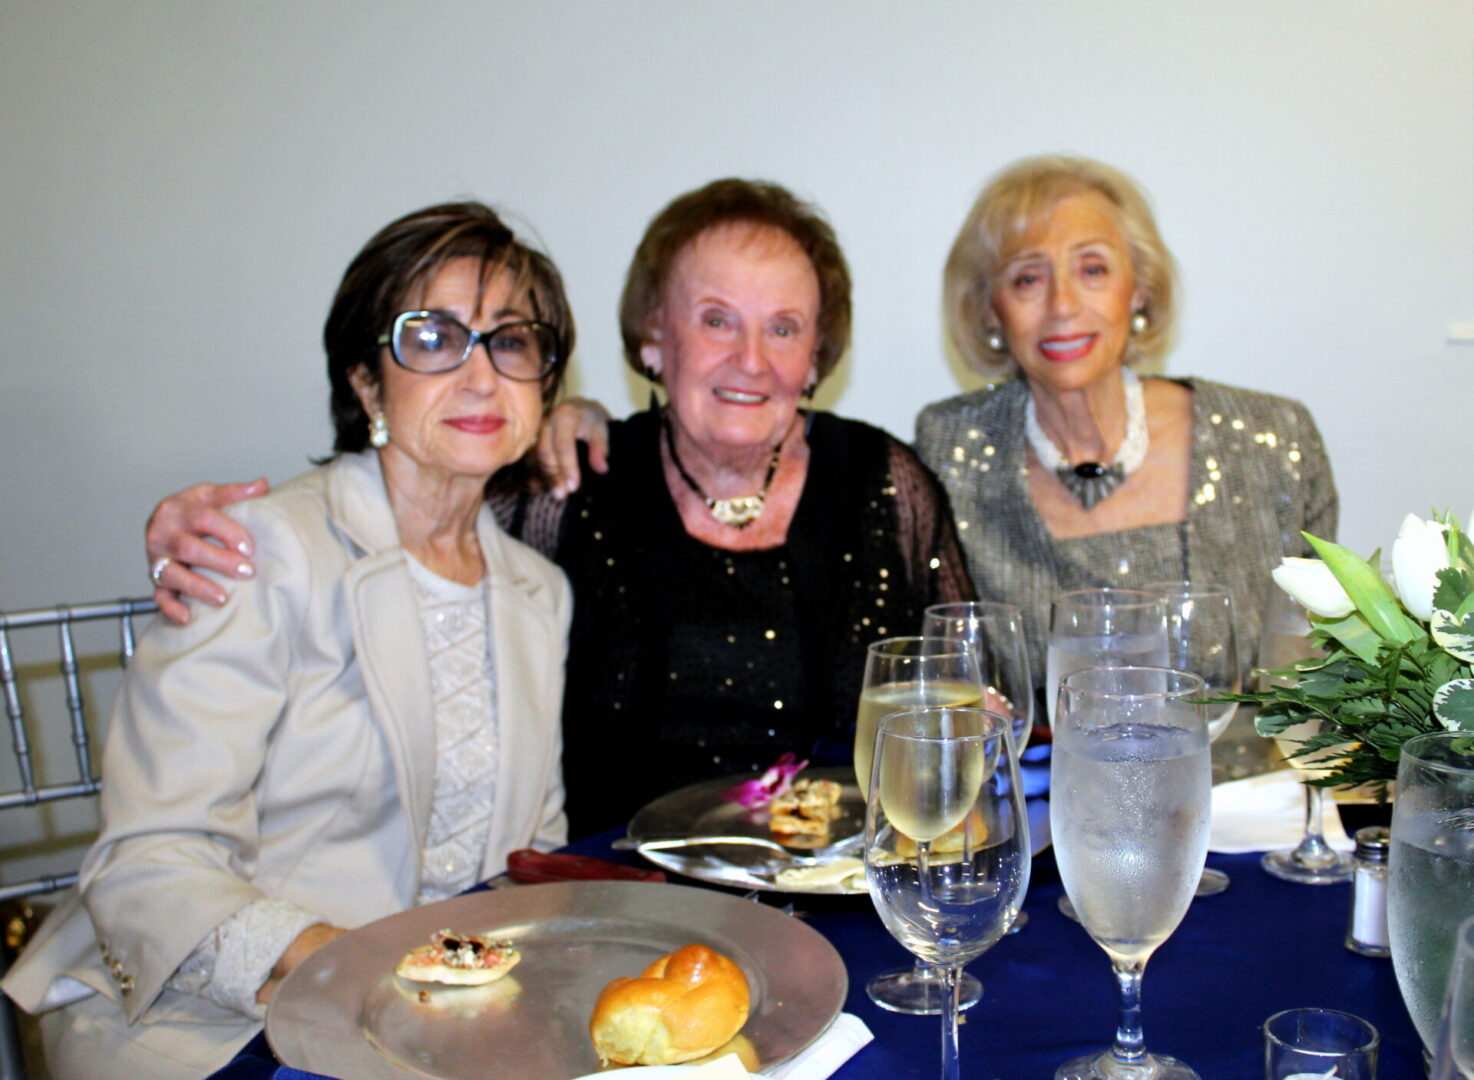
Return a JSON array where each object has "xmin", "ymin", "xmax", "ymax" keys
[
  {"xmin": 266, "ymin": 880, "xmax": 845, "ymax": 1080},
  {"xmin": 623, "ymin": 764, "xmax": 1051, "ymax": 894}
]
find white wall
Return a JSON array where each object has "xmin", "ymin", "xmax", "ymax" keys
[{"xmin": 2, "ymin": 0, "xmax": 1470, "ymax": 609}]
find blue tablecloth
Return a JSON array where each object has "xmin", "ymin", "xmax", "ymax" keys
[{"xmin": 213, "ymin": 819, "xmax": 1422, "ymax": 1080}]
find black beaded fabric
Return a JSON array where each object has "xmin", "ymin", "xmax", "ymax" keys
[{"xmin": 504, "ymin": 408, "xmax": 974, "ymax": 835}]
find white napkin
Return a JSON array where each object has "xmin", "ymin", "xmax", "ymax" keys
[
  {"xmin": 1209, "ymin": 768, "xmax": 1355, "ymax": 854},
  {"xmin": 766, "ymin": 1013, "xmax": 874, "ymax": 1080}
]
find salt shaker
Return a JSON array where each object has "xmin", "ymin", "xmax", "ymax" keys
[{"xmin": 1345, "ymin": 825, "xmax": 1390, "ymax": 957}]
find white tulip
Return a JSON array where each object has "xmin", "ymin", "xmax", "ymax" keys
[
  {"xmin": 1391, "ymin": 513, "xmax": 1450, "ymax": 622},
  {"xmin": 1272, "ymin": 557, "xmax": 1355, "ymax": 619}
]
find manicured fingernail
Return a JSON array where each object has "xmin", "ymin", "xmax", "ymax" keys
[
  {"xmin": 237, "ymin": 563, "xmax": 255, "ymax": 578},
  {"xmin": 238, "ymin": 541, "xmax": 253, "ymax": 556},
  {"xmin": 211, "ymin": 591, "xmax": 229, "ymax": 607}
]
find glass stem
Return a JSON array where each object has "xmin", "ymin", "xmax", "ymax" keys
[
  {"xmin": 939, "ymin": 963, "xmax": 962, "ymax": 1080},
  {"xmin": 1110, "ymin": 960, "xmax": 1149, "ymax": 1066},
  {"xmin": 1293, "ymin": 782, "xmax": 1337, "ymax": 868}
]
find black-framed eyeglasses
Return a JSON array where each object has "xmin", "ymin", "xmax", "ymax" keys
[{"xmin": 377, "ymin": 311, "xmax": 563, "ymax": 380}]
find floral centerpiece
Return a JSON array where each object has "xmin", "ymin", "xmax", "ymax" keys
[{"xmin": 1243, "ymin": 513, "xmax": 1474, "ymax": 799}]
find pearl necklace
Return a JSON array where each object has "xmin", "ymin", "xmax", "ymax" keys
[{"xmin": 1024, "ymin": 369, "xmax": 1149, "ymax": 511}]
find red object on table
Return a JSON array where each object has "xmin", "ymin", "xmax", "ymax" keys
[{"xmin": 505, "ymin": 848, "xmax": 666, "ymax": 884}]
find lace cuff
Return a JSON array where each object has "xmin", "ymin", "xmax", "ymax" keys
[{"xmin": 168, "ymin": 897, "xmax": 322, "ymax": 1018}]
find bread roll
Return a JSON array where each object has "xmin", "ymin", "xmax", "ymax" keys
[{"xmin": 589, "ymin": 943, "xmax": 751, "ymax": 1065}]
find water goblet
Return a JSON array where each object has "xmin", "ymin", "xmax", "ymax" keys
[
  {"xmin": 1257, "ymin": 586, "xmax": 1353, "ymax": 884},
  {"xmin": 1389, "ymin": 731, "xmax": 1474, "ymax": 1054},
  {"xmin": 856, "ymin": 636, "xmax": 986, "ymax": 1014},
  {"xmin": 1143, "ymin": 580, "xmax": 1240, "ymax": 896},
  {"xmin": 1051, "ymin": 665, "xmax": 1212, "ymax": 1080},
  {"xmin": 1263, "ymin": 1007, "xmax": 1379, "ymax": 1079},
  {"xmin": 1048, "ymin": 589, "xmax": 1169, "ymax": 921},
  {"xmin": 864, "ymin": 706, "xmax": 1032, "ymax": 1080},
  {"xmin": 1431, "ymin": 915, "xmax": 1474, "ymax": 1079},
  {"xmin": 1047, "ymin": 588, "xmax": 1169, "ymax": 729}
]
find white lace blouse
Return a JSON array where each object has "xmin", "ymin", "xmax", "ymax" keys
[{"xmin": 167, "ymin": 554, "xmax": 498, "ymax": 1017}]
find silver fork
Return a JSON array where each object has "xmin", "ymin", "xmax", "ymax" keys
[{"xmin": 613, "ymin": 831, "xmax": 862, "ymax": 863}]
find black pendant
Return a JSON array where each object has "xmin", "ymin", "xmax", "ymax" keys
[{"xmin": 1056, "ymin": 462, "xmax": 1126, "ymax": 511}]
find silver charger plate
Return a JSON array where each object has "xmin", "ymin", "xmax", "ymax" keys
[
  {"xmin": 628, "ymin": 767, "xmax": 869, "ymax": 894},
  {"xmin": 266, "ymin": 880, "xmax": 846, "ymax": 1080},
  {"xmin": 628, "ymin": 766, "xmax": 1052, "ymax": 894}
]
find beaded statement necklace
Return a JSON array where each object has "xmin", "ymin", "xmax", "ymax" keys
[
  {"xmin": 1024, "ymin": 369, "xmax": 1149, "ymax": 511},
  {"xmin": 663, "ymin": 412, "xmax": 783, "ymax": 529}
]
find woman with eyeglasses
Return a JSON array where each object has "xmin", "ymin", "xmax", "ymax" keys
[
  {"xmin": 4, "ymin": 202, "xmax": 573, "ymax": 1079},
  {"xmin": 141, "ymin": 179, "xmax": 974, "ymax": 836}
]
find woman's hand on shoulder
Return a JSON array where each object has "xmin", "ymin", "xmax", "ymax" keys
[
  {"xmin": 537, "ymin": 398, "xmax": 611, "ymax": 499},
  {"xmin": 145, "ymin": 479, "xmax": 269, "ymax": 625}
]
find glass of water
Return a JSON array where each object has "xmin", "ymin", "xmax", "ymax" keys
[
  {"xmin": 1431, "ymin": 915, "xmax": 1474, "ymax": 1079},
  {"xmin": 1051, "ymin": 665, "xmax": 1212, "ymax": 1080},
  {"xmin": 1143, "ymin": 581, "xmax": 1240, "ymax": 897},
  {"xmin": 1047, "ymin": 588, "xmax": 1168, "ymax": 729}
]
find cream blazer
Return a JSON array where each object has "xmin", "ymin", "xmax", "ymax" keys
[{"xmin": 4, "ymin": 452, "xmax": 570, "ymax": 1040}]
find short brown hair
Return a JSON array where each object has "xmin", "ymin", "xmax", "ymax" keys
[
  {"xmin": 944, "ymin": 156, "xmax": 1177, "ymax": 377},
  {"xmin": 619, "ymin": 179, "xmax": 851, "ymax": 384},
  {"xmin": 324, "ymin": 201, "xmax": 575, "ymax": 454}
]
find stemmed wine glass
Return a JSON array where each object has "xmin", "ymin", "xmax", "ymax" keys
[
  {"xmin": 856, "ymin": 637, "xmax": 986, "ymax": 1014},
  {"xmin": 924, "ymin": 601, "xmax": 1034, "ymax": 934},
  {"xmin": 865, "ymin": 706, "xmax": 1032, "ymax": 1080},
  {"xmin": 923, "ymin": 601, "xmax": 1034, "ymax": 754},
  {"xmin": 1051, "ymin": 666, "xmax": 1212, "ymax": 1080},
  {"xmin": 1047, "ymin": 588, "xmax": 1169, "ymax": 729},
  {"xmin": 1256, "ymin": 585, "xmax": 1353, "ymax": 884},
  {"xmin": 1143, "ymin": 581, "xmax": 1240, "ymax": 896},
  {"xmin": 1048, "ymin": 589, "xmax": 1169, "ymax": 922}
]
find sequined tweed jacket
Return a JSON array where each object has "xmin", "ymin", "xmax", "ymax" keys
[
  {"xmin": 509, "ymin": 408, "xmax": 974, "ymax": 834},
  {"xmin": 914, "ymin": 377, "xmax": 1338, "ymax": 683}
]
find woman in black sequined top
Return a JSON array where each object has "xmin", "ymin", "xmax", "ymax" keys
[{"xmin": 145, "ymin": 179, "xmax": 974, "ymax": 836}]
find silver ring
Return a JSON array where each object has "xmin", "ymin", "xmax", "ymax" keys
[{"xmin": 149, "ymin": 556, "xmax": 173, "ymax": 588}]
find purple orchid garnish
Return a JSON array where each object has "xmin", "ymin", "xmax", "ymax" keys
[{"xmin": 720, "ymin": 752, "xmax": 809, "ymax": 808}]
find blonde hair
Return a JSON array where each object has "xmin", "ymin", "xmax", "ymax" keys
[{"xmin": 944, "ymin": 155, "xmax": 1178, "ymax": 377}]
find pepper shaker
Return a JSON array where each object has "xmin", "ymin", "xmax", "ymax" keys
[{"xmin": 1345, "ymin": 825, "xmax": 1390, "ymax": 958}]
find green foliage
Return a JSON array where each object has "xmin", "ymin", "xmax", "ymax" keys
[{"xmin": 1236, "ymin": 624, "xmax": 1467, "ymax": 795}]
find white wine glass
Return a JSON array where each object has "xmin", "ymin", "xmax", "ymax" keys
[
  {"xmin": 1047, "ymin": 588, "xmax": 1169, "ymax": 729},
  {"xmin": 1051, "ymin": 665, "xmax": 1212, "ymax": 1080},
  {"xmin": 1256, "ymin": 586, "xmax": 1353, "ymax": 884},
  {"xmin": 1143, "ymin": 581, "xmax": 1240, "ymax": 897},
  {"xmin": 923, "ymin": 601, "xmax": 1035, "ymax": 754},
  {"xmin": 857, "ymin": 636, "xmax": 986, "ymax": 1014},
  {"xmin": 865, "ymin": 706, "xmax": 1032, "ymax": 1080}
]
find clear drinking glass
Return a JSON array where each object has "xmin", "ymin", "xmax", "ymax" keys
[
  {"xmin": 1257, "ymin": 586, "xmax": 1353, "ymax": 885},
  {"xmin": 864, "ymin": 706, "xmax": 1032, "ymax": 1080},
  {"xmin": 1047, "ymin": 588, "xmax": 1169, "ymax": 729},
  {"xmin": 1051, "ymin": 666, "xmax": 1212, "ymax": 1080},
  {"xmin": 1389, "ymin": 732, "xmax": 1474, "ymax": 1054},
  {"xmin": 857, "ymin": 636, "xmax": 986, "ymax": 1014},
  {"xmin": 1143, "ymin": 581, "xmax": 1240, "ymax": 897},
  {"xmin": 1431, "ymin": 915, "xmax": 1474, "ymax": 1079},
  {"xmin": 923, "ymin": 601, "xmax": 1035, "ymax": 754},
  {"xmin": 1263, "ymin": 1008, "xmax": 1379, "ymax": 1079}
]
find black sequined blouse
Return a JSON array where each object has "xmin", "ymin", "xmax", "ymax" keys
[{"xmin": 506, "ymin": 408, "xmax": 974, "ymax": 835}]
